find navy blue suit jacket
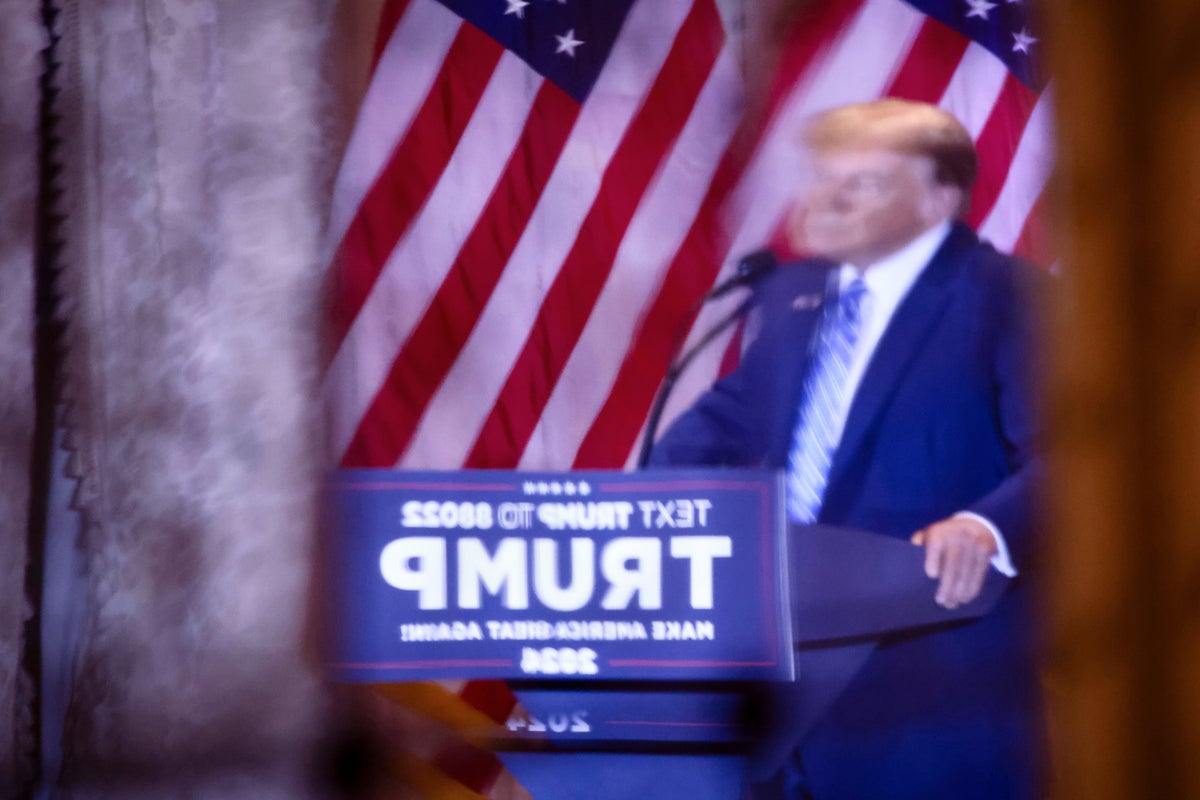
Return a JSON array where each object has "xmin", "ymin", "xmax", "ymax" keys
[{"xmin": 650, "ymin": 224, "xmax": 1047, "ymax": 799}]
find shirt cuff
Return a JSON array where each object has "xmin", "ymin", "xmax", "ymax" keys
[{"xmin": 953, "ymin": 511, "xmax": 1017, "ymax": 578}]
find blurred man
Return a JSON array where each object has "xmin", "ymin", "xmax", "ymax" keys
[{"xmin": 650, "ymin": 99, "xmax": 1046, "ymax": 799}]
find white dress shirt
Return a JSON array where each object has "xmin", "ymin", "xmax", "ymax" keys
[{"xmin": 826, "ymin": 221, "xmax": 1016, "ymax": 576}]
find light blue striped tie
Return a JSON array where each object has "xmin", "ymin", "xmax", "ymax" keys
[{"xmin": 787, "ymin": 277, "xmax": 868, "ymax": 523}]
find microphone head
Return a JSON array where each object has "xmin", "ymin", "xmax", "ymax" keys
[
  {"xmin": 703, "ymin": 249, "xmax": 779, "ymax": 302},
  {"xmin": 734, "ymin": 248, "xmax": 778, "ymax": 285}
]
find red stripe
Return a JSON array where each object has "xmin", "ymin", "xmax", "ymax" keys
[
  {"xmin": 459, "ymin": 679, "xmax": 518, "ymax": 723},
  {"xmin": 436, "ymin": 679, "xmax": 519, "ymax": 792},
  {"xmin": 717, "ymin": 317, "xmax": 746, "ymax": 379},
  {"xmin": 761, "ymin": 0, "xmax": 866, "ymax": 125},
  {"xmin": 964, "ymin": 73, "xmax": 1038, "ymax": 229},
  {"xmin": 463, "ymin": 1, "xmax": 725, "ymax": 468},
  {"xmin": 429, "ymin": 738, "xmax": 506, "ymax": 794},
  {"xmin": 340, "ymin": 80, "xmax": 579, "ymax": 468},
  {"xmin": 329, "ymin": 21, "xmax": 499, "ymax": 346},
  {"xmin": 572, "ymin": 152, "xmax": 744, "ymax": 468},
  {"xmin": 1010, "ymin": 186, "xmax": 1054, "ymax": 266},
  {"xmin": 883, "ymin": 18, "xmax": 968, "ymax": 102},
  {"xmin": 370, "ymin": 0, "xmax": 412, "ymax": 71}
]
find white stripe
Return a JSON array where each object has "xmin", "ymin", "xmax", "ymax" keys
[
  {"xmin": 810, "ymin": 376, "xmax": 842, "ymax": 420},
  {"xmin": 323, "ymin": 0, "xmax": 461, "ymax": 261},
  {"xmin": 801, "ymin": 458, "xmax": 827, "ymax": 483},
  {"xmin": 323, "ymin": 52, "xmax": 543, "ymax": 462},
  {"xmin": 518, "ymin": 45, "xmax": 741, "ymax": 470},
  {"xmin": 938, "ymin": 43, "xmax": 1009, "ymax": 140},
  {"xmin": 978, "ymin": 85, "xmax": 1054, "ymax": 252},
  {"xmin": 402, "ymin": 0, "xmax": 698, "ymax": 468},
  {"xmin": 622, "ymin": 414, "xmax": 652, "ymax": 469},
  {"xmin": 658, "ymin": 0, "xmax": 923, "ymax": 437}
]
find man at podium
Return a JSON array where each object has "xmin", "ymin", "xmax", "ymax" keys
[{"xmin": 650, "ymin": 100, "xmax": 1047, "ymax": 799}]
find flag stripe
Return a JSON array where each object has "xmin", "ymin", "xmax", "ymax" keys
[
  {"xmin": 883, "ymin": 17, "xmax": 969, "ymax": 102},
  {"xmin": 371, "ymin": 0, "xmax": 413, "ymax": 69},
  {"xmin": 400, "ymin": 0, "xmax": 698, "ymax": 469},
  {"xmin": 326, "ymin": 51, "xmax": 548, "ymax": 463},
  {"xmin": 326, "ymin": 0, "xmax": 464, "ymax": 263},
  {"xmin": 760, "ymin": 0, "xmax": 870, "ymax": 126},
  {"xmin": 964, "ymin": 72, "xmax": 1039, "ymax": 228},
  {"xmin": 979, "ymin": 87, "xmax": 1053, "ymax": 250},
  {"xmin": 520, "ymin": 46, "xmax": 742, "ymax": 469},
  {"xmin": 464, "ymin": 0, "xmax": 724, "ymax": 468},
  {"xmin": 571, "ymin": 150, "xmax": 744, "ymax": 468},
  {"xmin": 1011, "ymin": 185, "xmax": 1053, "ymax": 264},
  {"xmin": 717, "ymin": 318, "xmax": 746, "ymax": 378},
  {"xmin": 937, "ymin": 42, "xmax": 1011, "ymax": 138},
  {"xmin": 394, "ymin": 751, "xmax": 494, "ymax": 799},
  {"xmin": 341, "ymin": 79, "xmax": 579, "ymax": 468},
  {"xmin": 330, "ymin": 23, "xmax": 502, "ymax": 342},
  {"xmin": 429, "ymin": 744, "xmax": 504, "ymax": 796},
  {"xmin": 458, "ymin": 679, "xmax": 517, "ymax": 725}
]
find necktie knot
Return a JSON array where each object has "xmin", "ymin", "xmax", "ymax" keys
[{"xmin": 839, "ymin": 277, "xmax": 868, "ymax": 326}]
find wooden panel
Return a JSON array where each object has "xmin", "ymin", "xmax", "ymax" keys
[{"xmin": 1043, "ymin": 1, "xmax": 1200, "ymax": 797}]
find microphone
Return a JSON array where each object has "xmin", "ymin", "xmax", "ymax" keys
[
  {"xmin": 637, "ymin": 249, "xmax": 776, "ymax": 468},
  {"xmin": 704, "ymin": 248, "xmax": 778, "ymax": 300}
]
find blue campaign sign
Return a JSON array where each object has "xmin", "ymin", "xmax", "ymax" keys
[{"xmin": 324, "ymin": 469, "xmax": 793, "ymax": 682}]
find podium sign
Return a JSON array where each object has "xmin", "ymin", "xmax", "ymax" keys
[{"xmin": 325, "ymin": 469, "xmax": 792, "ymax": 682}]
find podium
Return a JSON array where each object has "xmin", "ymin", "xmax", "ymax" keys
[{"xmin": 324, "ymin": 469, "xmax": 1008, "ymax": 798}]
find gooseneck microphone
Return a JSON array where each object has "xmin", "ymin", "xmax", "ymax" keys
[
  {"xmin": 637, "ymin": 249, "xmax": 778, "ymax": 468},
  {"xmin": 704, "ymin": 248, "xmax": 778, "ymax": 300}
]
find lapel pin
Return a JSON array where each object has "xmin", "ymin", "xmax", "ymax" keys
[{"xmin": 792, "ymin": 293, "xmax": 823, "ymax": 311}]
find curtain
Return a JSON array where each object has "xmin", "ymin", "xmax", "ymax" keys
[
  {"xmin": 41, "ymin": 1, "xmax": 350, "ymax": 795},
  {"xmin": 0, "ymin": 0, "xmax": 41, "ymax": 793}
]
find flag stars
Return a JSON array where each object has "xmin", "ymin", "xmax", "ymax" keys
[
  {"xmin": 504, "ymin": 0, "xmax": 529, "ymax": 18},
  {"xmin": 1012, "ymin": 27, "xmax": 1037, "ymax": 53},
  {"xmin": 964, "ymin": 0, "xmax": 997, "ymax": 20},
  {"xmin": 555, "ymin": 28, "xmax": 583, "ymax": 57}
]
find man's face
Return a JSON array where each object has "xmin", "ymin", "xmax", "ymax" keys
[{"xmin": 795, "ymin": 147, "xmax": 952, "ymax": 268}]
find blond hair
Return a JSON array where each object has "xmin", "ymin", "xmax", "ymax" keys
[{"xmin": 802, "ymin": 99, "xmax": 978, "ymax": 195}]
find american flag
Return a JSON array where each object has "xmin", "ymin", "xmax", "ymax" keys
[{"xmin": 324, "ymin": 0, "xmax": 1049, "ymax": 794}]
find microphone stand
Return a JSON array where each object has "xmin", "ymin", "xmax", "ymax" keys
[{"xmin": 636, "ymin": 292, "xmax": 758, "ymax": 468}]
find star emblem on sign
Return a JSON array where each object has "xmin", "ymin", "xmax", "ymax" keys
[
  {"xmin": 965, "ymin": 0, "xmax": 997, "ymax": 20},
  {"xmin": 1012, "ymin": 28, "xmax": 1037, "ymax": 53},
  {"xmin": 555, "ymin": 28, "xmax": 583, "ymax": 57}
]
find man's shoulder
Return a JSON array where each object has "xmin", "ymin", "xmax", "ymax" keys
[{"xmin": 948, "ymin": 225, "xmax": 1053, "ymax": 295}]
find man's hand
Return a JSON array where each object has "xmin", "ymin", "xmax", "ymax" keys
[{"xmin": 910, "ymin": 516, "xmax": 998, "ymax": 609}]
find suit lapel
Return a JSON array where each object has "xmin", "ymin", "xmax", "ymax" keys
[{"xmin": 824, "ymin": 225, "xmax": 976, "ymax": 491}]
